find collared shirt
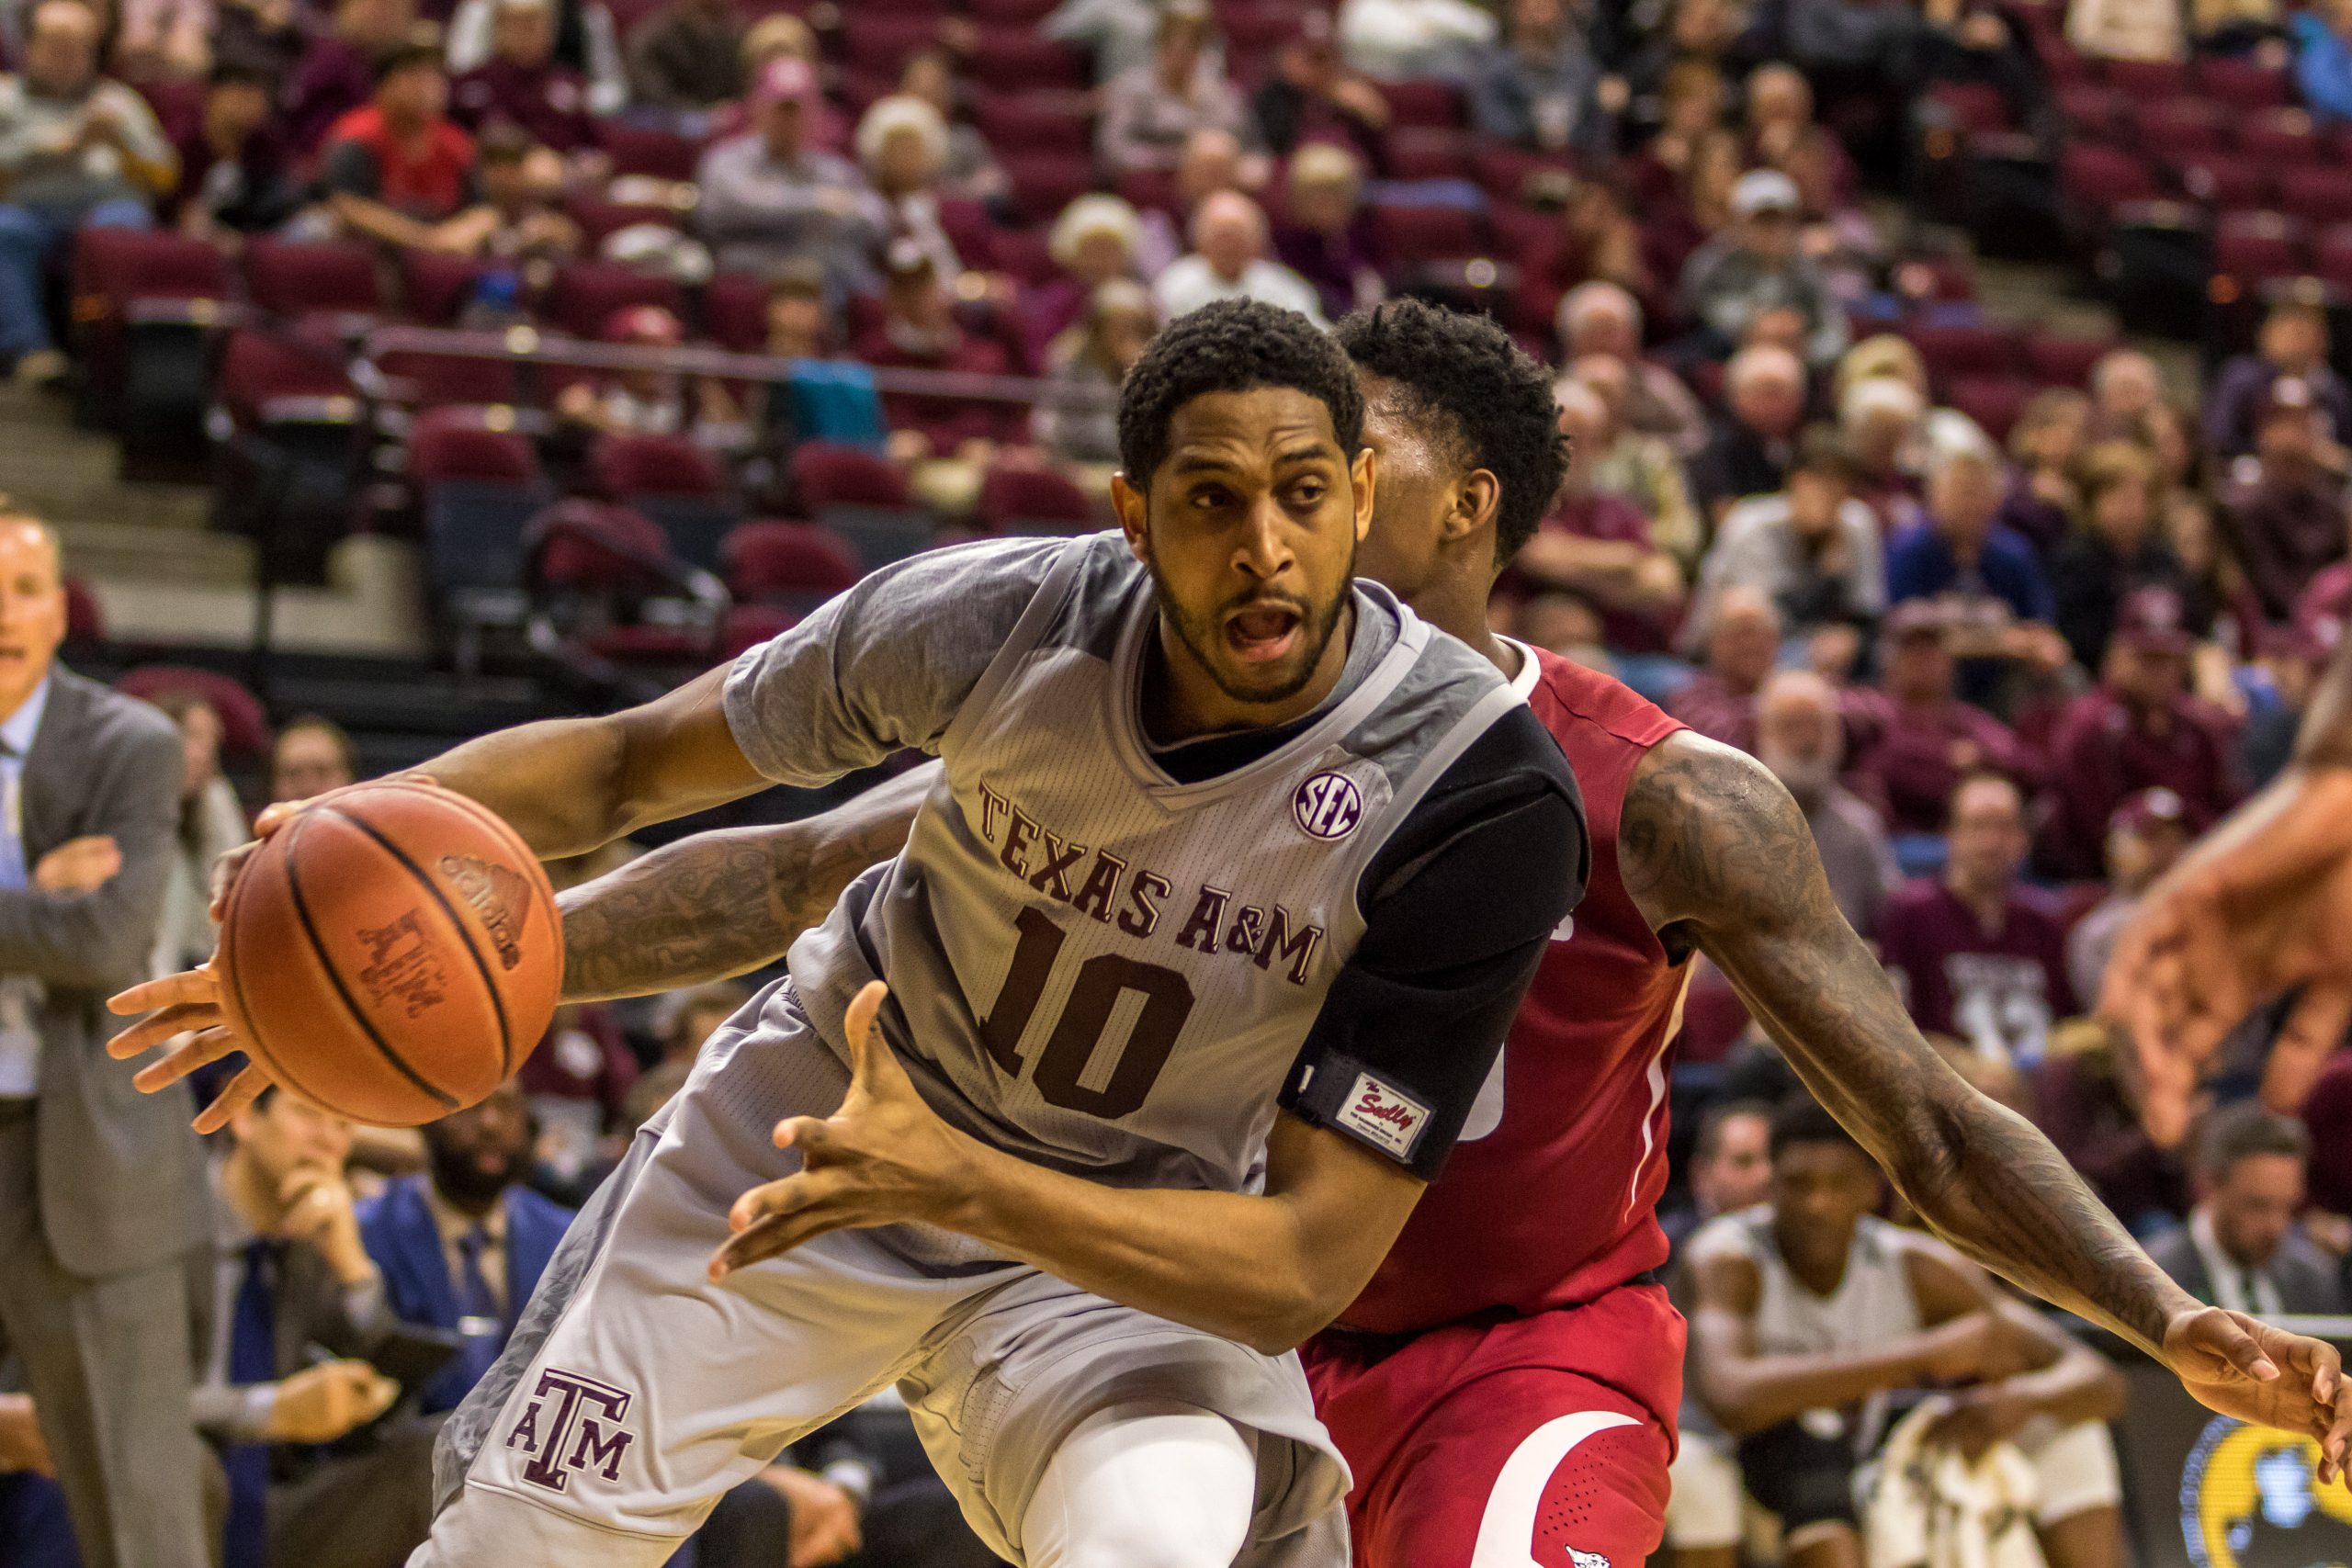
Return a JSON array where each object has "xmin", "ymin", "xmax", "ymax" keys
[
  {"xmin": 423, "ymin": 1182, "xmax": 509, "ymax": 1319},
  {"xmin": 2188, "ymin": 1205, "xmax": 2284, "ymax": 1317},
  {"xmin": 0, "ymin": 676, "xmax": 51, "ymax": 1099},
  {"xmin": 191, "ymin": 1158, "xmax": 388, "ymax": 1443}
]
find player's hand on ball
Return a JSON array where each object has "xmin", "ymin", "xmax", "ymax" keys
[
  {"xmin": 712, "ymin": 981, "xmax": 983, "ymax": 1280},
  {"xmin": 2163, "ymin": 1307, "xmax": 2352, "ymax": 1486},
  {"xmin": 105, "ymin": 964, "xmax": 278, "ymax": 1134}
]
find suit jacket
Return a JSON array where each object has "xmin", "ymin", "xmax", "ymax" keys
[
  {"xmin": 359, "ymin": 1177, "xmax": 572, "ymax": 1412},
  {"xmin": 2145, "ymin": 1222, "xmax": 2349, "ymax": 1315},
  {"xmin": 17, "ymin": 667, "xmax": 206, "ymax": 1278}
]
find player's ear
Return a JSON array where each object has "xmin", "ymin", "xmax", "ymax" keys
[
  {"xmin": 1449, "ymin": 468, "xmax": 1501, "ymax": 547},
  {"xmin": 1350, "ymin": 445, "xmax": 1376, "ymax": 543},
  {"xmin": 1111, "ymin": 471, "xmax": 1149, "ymax": 563}
]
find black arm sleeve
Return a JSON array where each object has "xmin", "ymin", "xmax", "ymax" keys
[
  {"xmin": 1278, "ymin": 704, "xmax": 1588, "ymax": 1179},
  {"xmin": 318, "ymin": 138, "xmax": 383, "ymax": 199}
]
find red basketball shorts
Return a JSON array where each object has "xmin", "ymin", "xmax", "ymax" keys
[{"xmin": 1302, "ymin": 1283, "xmax": 1683, "ymax": 1568}]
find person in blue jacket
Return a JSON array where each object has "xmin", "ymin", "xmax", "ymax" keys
[
  {"xmin": 2293, "ymin": 0, "xmax": 2352, "ymax": 125},
  {"xmin": 358, "ymin": 1081, "xmax": 574, "ymax": 1416}
]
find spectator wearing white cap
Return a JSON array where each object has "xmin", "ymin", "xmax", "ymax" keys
[
  {"xmin": 695, "ymin": 56, "xmax": 883, "ymax": 295},
  {"xmin": 1678, "ymin": 167, "xmax": 1850, "ymax": 367},
  {"xmin": 1151, "ymin": 189, "xmax": 1326, "ymax": 323}
]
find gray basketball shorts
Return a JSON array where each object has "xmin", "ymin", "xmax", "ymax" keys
[{"xmin": 408, "ymin": 987, "xmax": 1352, "ymax": 1567}]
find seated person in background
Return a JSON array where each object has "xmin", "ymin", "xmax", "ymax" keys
[
  {"xmin": 2147, "ymin": 1104, "xmax": 2349, "ymax": 1313},
  {"xmin": 1268, "ymin": 143, "xmax": 1385, "ymax": 325},
  {"xmin": 445, "ymin": 0, "xmax": 628, "ymax": 118},
  {"xmin": 282, "ymin": 0, "xmax": 415, "ymax": 157},
  {"xmin": 2066, "ymin": 0, "xmax": 2186, "ymax": 62},
  {"xmin": 897, "ymin": 51, "xmax": 1008, "ymax": 208},
  {"xmin": 554, "ymin": 304, "xmax": 738, "ymax": 436},
  {"xmin": 2088, "ymin": 346, "xmax": 2165, "ymax": 441},
  {"xmin": 202, "ymin": 1088, "xmax": 433, "ymax": 1568},
  {"xmin": 1558, "ymin": 280, "xmax": 1711, "ymax": 458},
  {"xmin": 1997, "ymin": 388, "xmax": 2091, "ymax": 562},
  {"xmin": 314, "ymin": 41, "xmax": 480, "ymax": 253},
  {"xmin": 2222, "ymin": 377, "xmax": 2352, "ymax": 624},
  {"xmin": 1690, "ymin": 343, "xmax": 1809, "ymax": 529},
  {"xmin": 759, "ymin": 258, "xmax": 835, "ymax": 361},
  {"xmin": 1468, "ymin": 0, "xmax": 1622, "ymax": 154},
  {"xmin": 1035, "ymin": 277, "xmax": 1158, "ymax": 469},
  {"xmin": 1683, "ymin": 1098, "xmax": 2127, "ymax": 1568},
  {"xmin": 1250, "ymin": 10, "xmax": 1389, "ymax": 168},
  {"xmin": 1664, "ymin": 1100, "xmax": 1778, "ymax": 1252},
  {"xmin": 2207, "ymin": 300, "xmax": 2352, "ymax": 461},
  {"xmin": 448, "ymin": 0, "xmax": 599, "ymax": 160},
  {"xmin": 1335, "ymin": 0, "xmax": 1498, "ymax": 80},
  {"xmin": 1566, "ymin": 353, "xmax": 1702, "ymax": 570},
  {"xmin": 431, "ymin": 124, "xmax": 580, "ymax": 274},
  {"xmin": 268, "ymin": 714, "xmax": 360, "ymax": 803},
  {"xmin": 624, "ymin": 0, "xmax": 739, "ymax": 112},
  {"xmin": 360, "ymin": 1081, "xmax": 573, "ymax": 1415},
  {"xmin": 1095, "ymin": 0, "xmax": 1250, "ymax": 176},
  {"xmin": 170, "ymin": 61, "xmax": 300, "ymax": 245},
  {"xmin": 1887, "ymin": 439, "xmax": 2067, "ymax": 705},
  {"xmin": 2039, "ymin": 587, "xmax": 2242, "ymax": 880},
  {"xmin": 1666, "ymin": 583, "xmax": 1782, "ymax": 750},
  {"xmin": 1513, "ymin": 378, "xmax": 1687, "ymax": 664},
  {"xmin": 1151, "ymin": 188, "xmax": 1325, "ymax": 323},
  {"xmin": 854, "ymin": 238, "xmax": 1024, "ymax": 464},
  {"xmin": 1754, "ymin": 669, "xmax": 1901, "ymax": 941},
  {"xmin": 2295, "ymin": 0, "xmax": 2352, "ymax": 126},
  {"xmin": 1850, "ymin": 602, "xmax": 2041, "ymax": 837},
  {"xmin": 1881, "ymin": 773, "xmax": 2077, "ymax": 1066},
  {"xmin": 695, "ymin": 58, "xmax": 882, "ymax": 299},
  {"xmin": 1681, "ymin": 425, "xmax": 1882, "ymax": 659},
  {"xmin": 2066, "ymin": 786, "xmax": 2193, "ymax": 1007},
  {"xmin": 2052, "ymin": 440, "xmax": 2195, "ymax": 671},
  {"xmin": 1132, "ymin": 126, "xmax": 1262, "ymax": 278},
  {"xmin": 1837, "ymin": 375, "xmax": 1927, "ymax": 531},
  {"xmin": 1679, "ymin": 169, "xmax": 1850, "ymax": 368},
  {"xmin": 1022, "ymin": 193, "xmax": 1144, "ymax": 371},
  {"xmin": 857, "ymin": 94, "xmax": 1000, "ymax": 291}
]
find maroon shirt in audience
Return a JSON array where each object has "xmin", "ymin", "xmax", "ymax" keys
[
  {"xmin": 1544, "ymin": 491, "xmax": 1676, "ymax": 654},
  {"xmin": 2040, "ymin": 686, "xmax": 2240, "ymax": 879},
  {"xmin": 1665, "ymin": 670, "xmax": 1758, "ymax": 752},
  {"xmin": 1879, "ymin": 878, "xmax": 2077, "ymax": 1060},
  {"xmin": 450, "ymin": 58, "xmax": 599, "ymax": 152},
  {"xmin": 2223, "ymin": 474, "xmax": 2349, "ymax": 623},
  {"xmin": 2294, "ymin": 559, "xmax": 2352, "ymax": 645},
  {"xmin": 2030, "ymin": 1052, "xmax": 2188, "ymax": 1224},
  {"xmin": 1852, "ymin": 696, "xmax": 2041, "ymax": 835},
  {"xmin": 284, "ymin": 35, "xmax": 379, "ymax": 156}
]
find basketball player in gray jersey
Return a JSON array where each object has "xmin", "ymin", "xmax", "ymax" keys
[{"xmin": 115, "ymin": 300, "xmax": 1588, "ymax": 1568}]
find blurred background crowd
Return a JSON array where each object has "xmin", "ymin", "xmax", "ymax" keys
[{"xmin": 6, "ymin": 0, "xmax": 2352, "ymax": 1558}]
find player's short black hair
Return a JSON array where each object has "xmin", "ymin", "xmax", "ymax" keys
[
  {"xmin": 1333, "ymin": 298, "xmax": 1569, "ymax": 566},
  {"xmin": 1115, "ymin": 299, "xmax": 1362, "ymax": 488},
  {"xmin": 1769, "ymin": 1095, "xmax": 1863, "ymax": 1163}
]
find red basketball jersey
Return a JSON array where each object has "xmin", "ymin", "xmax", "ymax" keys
[{"xmin": 1340, "ymin": 644, "xmax": 1690, "ymax": 1336}]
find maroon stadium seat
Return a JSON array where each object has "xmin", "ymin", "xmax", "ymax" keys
[
  {"xmin": 969, "ymin": 28, "xmax": 1087, "ymax": 89},
  {"xmin": 1385, "ymin": 128, "xmax": 1473, "ymax": 182},
  {"xmin": 969, "ymin": 0, "xmax": 1057, "ymax": 22},
  {"xmin": 243, "ymin": 238, "xmax": 383, "ymax": 321},
  {"xmin": 975, "ymin": 465, "xmax": 1096, "ymax": 532},
  {"xmin": 971, "ymin": 92, "xmax": 1092, "ymax": 156},
  {"xmin": 115, "ymin": 665, "xmax": 272, "ymax": 761},
  {"xmin": 1373, "ymin": 78, "xmax": 1462, "ymax": 129},
  {"xmin": 1471, "ymin": 145, "xmax": 1570, "ymax": 206},
  {"xmin": 399, "ymin": 250, "xmax": 488, "ymax": 323},
  {"xmin": 2314, "ymin": 224, "xmax": 2352, "ymax": 290},
  {"xmin": 2053, "ymin": 82, "xmax": 2127, "ymax": 135},
  {"xmin": 564, "ymin": 193, "xmax": 684, "ymax": 245},
  {"xmin": 1903, "ymin": 320, "xmax": 2020, "ymax": 383},
  {"xmin": 722, "ymin": 518, "xmax": 862, "ymax": 609},
  {"xmin": 2198, "ymin": 55, "xmax": 2293, "ymax": 110},
  {"xmin": 2020, "ymin": 333, "xmax": 2114, "ymax": 389},
  {"xmin": 2133, "ymin": 98, "xmax": 2231, "ymax": 162},
  {"xmin": 2278, "ymin": 166, "xmax": 2352, "ymax": 231},
  {"xmin": 722, "ymin": 602, "xmax": 798, "ymax": 658},
  {"xmin": 214, "ymin": 327, "xmax": 358, "ymax": 428},
  {"xmin": 527, "ymin": 499, "xmax": 676, "ymax": 595},
  {"xmin": 1926, "ymin": 81, "xmax": 2009, "ymax": 134},
  {"xmin": 2101, "ymin": 58, "xmax": 2190, "ymax": 99},
  {"xmin": 2236, "ymin": 107, "xmax": 2325, "ymax": 168},
  {"xmin": 2212, "ymin": 209, "xmax": 2310, "ymax": 286},
  {"xmin": 373, "ymin": 349, "xmax": 520, "ymax": 408},
  {"xmin": 73, "ymin": 227, "xmax": 227, "ymax": 314},
  {"xmin": 841, "ymin": 13, "xmax": 944, "ymax": 72},
  {"xmin": 62, "ymin": 576, "xmax": 104, "ymax": 644},
  {"xmin": 600, "ymin": 123, "xmax": 703, "ymax": 181},
  {"xmin": 704, "ymin": 272, "xmax": 770, "ymax": 353},
  {"xmin": 1115, "ymin": 166, "xmax": 1182, "ymax": 217},
  {"xmin": 792, "ymin": 441, "xmax": 912, "ymax": 509},
  {"xmin": 2060, "ymin": 144, "xmax": 2159, "ymax": 219},
  {"xmin": 592, "ymin": 432, "xmax": 728, "ymax": 499},
  {"xmin": 1946, "ymin": 375, "xmax": 2033, "ymax": 442},
  {"xmin": 1368, "ymin": 201, "xmax": 1484, "ymax": 261},
  {"xmin": 542, "ymin": 262, "xmax": 686, "ymax": 340},
  {"xmin": 409, "ymin": 406, "xmax": 542, "ymax": 483},
  {"xmin": 1002, "ymin": 152, "xmax": 1099, "ymax": 224},
  {"xmin": 2177, "ymin": 153, "xmax": 2269, "ymax": 211}
]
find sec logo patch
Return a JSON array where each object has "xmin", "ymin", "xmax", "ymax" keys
[{"xmin": 1293, "ymin": 772, "xmax": 1363, "ymax": 840}]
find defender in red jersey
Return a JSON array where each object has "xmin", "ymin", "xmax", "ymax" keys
[{"xmin": 128, "ymin": 304, "xmax": 2352, "ymax": 1567}]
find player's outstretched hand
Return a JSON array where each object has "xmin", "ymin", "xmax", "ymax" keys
[
  {"xmin": 106, "ymin": 965, "xmax": 278, "ymax": 1134},
  {"xmin": 2164, "ymin": 1305, "xmax": 2352, "ymax": 1486},
  {"xmin": 2101, "ymin": 768, "xmax": 2352, "ymax": 1146},
  {"xmin": 711, "ymin": 981, "xmax": 986, "ymax": 1280}
]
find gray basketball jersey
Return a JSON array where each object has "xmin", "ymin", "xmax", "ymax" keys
[{"xmin": 722, "ymin": 531, "xmax": 1529, "ymax": 1195}]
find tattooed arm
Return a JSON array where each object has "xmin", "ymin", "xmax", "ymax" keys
[
  {"xmin": 1623, "ymin": 731, "xmax": 2350, "ymax": 1466},
  {"xmin": 560, "ymin": 765, "xmax": 934, "ymax": 1002}
]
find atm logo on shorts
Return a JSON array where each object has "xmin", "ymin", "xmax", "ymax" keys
[{"xmin": 506, "ymin": 1368, "xmax": 637, "ymax": 1493}]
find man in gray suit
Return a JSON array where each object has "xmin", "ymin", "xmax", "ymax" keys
[
  {"xmin": 0, "ymin": 513, "xmax": 210, "ymax": 1565},
  {"xmin": 2147, "ymin": 1103, "xmax": 2348, "ymax": 1316}
]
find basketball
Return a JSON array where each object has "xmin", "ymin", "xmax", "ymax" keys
[{"xmin": 216, "ymin": 781, "xmax": 563, "ymax": 1126}]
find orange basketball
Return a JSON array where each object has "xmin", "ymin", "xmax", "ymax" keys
[{"xmin": 217, "ymin": 781, "xmax": 563, "ymax": 1126}]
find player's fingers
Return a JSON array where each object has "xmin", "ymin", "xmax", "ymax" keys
[
  {"xmin": 107, "ymin": 967, "xmax": 220, "ymax": 1018},
  {"xmin": 2323, "ymin": 1382, "xmax": 2352, "ymax": 1487},
  {"xmin": 728, "ymin": 1170, "xmax": 841, "ymax": 1234},
  {"xmin": 192, "ymin": 1063, "xmax": 274, "ymax": 1135},
  {"xmin": 130, "ymin": 1026, "xmax": 241, "ymax": 1092},
  {"xmin": 108, "ymin": 1001, "xmax": 228, "ymax": 1059},
  {"xmin": 841, "ymin": 981, "xmax": 893, "ymax": 1087},
  {"xmin": 771, "ymin": 1115, "xmax": 831, "ymax": 1156},
  {"xmin": 709, "ymin": 1204, "xmax": 850, "ymax": 1279}
]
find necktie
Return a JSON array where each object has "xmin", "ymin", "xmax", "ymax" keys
[
  {"xmin": 223, "ymin": 1238, "xmax": 279, "ymax": 1568},
  {"xmin": 452, "ymin": 1225, "xmax": 503, "ymax": 1399}
]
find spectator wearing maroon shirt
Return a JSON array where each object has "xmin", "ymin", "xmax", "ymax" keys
[
  {"xmin": 2039, "ymin": 587, "xmax": 2243, "ymax": 879},
  {"xmin": 855, "ymin": 238, "xmax": 1021, "ymax": 462},
  {"xmin": 1850, "ymin": 600, "xmax": 2041, "ymax": 836},
  {"xmin": 2051, "ymin": 440, "xmax": 2195, "ymax": 671},
  {"xmin": 1268, "ymin": 143, "xmax": 1385, "ymax": 324},
  {"xmin": 1511, "ymin": 379, "xmax": 1686, "ymax": 663},
  {"xmin": 1021, "ymin": 194, "xmax": 1145, "ymax": 372},
  {"xmin": 1880, "ymin": 772, "xmax": 2078, "ymax": 1066},
  {"xmin": 317, "ymin": 40, "xmax": 479, "ymax": 250},
  {"xmin": 1666, "ymin": 582, "xmax": 1781, "ymax": 749},
  {"xmin": 2222, "ymin": 377, "xmax": 2352, "ymax": 622},
  {"xmin": 449, "ymin": 0, "xmax": 598, "ymax": 158},
  {"xmin": 283, "ymin": 0, "xmax": 414, "ymax": 155},
  {"xmin": 2065, "ymin": 786, "xmax": 2194, "ymax": 1008}
]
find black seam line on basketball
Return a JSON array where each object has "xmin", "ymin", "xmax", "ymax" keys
[
  {"xmin": 222, "ymin": 835, "xmax": 334, "ymax": 1112},
  {"xmin": 281, "ymin": 814, "xmax": 461, "ymax": 1112},
  {"xmin": 318, "ymin": 806, "xmax": 516, "ymax": 1078}
]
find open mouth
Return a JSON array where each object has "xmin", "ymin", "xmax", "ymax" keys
[{"xmin": 1223, "ymin": 601, "xmax": 1303, "ymax": 665}]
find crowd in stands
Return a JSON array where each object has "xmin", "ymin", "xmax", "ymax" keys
[{"xmin": 13, "ymin": 0, "xmax": 2352, "ymax": 1558}]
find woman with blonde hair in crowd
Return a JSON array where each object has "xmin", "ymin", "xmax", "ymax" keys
[
  {"xmin": 899, "ymin": 47, "xmax": 1009, "ymax": 205},
  {"xmin": 1021, "ymin": 192, "xmax": 1146, "ymax": 367}
]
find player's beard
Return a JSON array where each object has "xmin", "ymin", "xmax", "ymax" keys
[{"xmin": 1143, "ymin": 531, "xmax": 1356, "ymax": 710}]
